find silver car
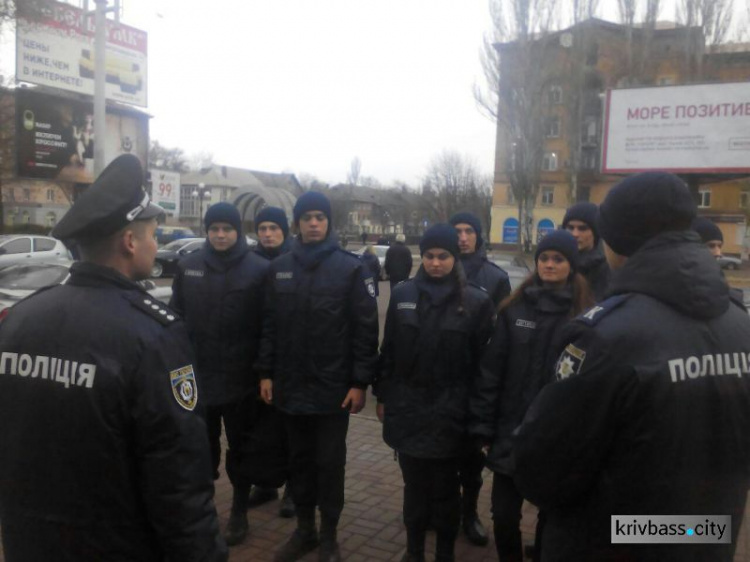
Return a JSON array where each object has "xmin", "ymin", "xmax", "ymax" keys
[{"xmin": 0, "ymin": 235, "xmax": 72, "ymax": 266}]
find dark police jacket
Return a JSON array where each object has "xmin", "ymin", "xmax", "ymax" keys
[
  {"xmin": 514, "ymin": 231, "xmax": 750, "ymax": 562},
  {"xmin": 171, "ymin": 240, "xmax": 269, "ymax": 406},
  {"xmin": 577, "ymin": 244, "xmax": 610, "ymax": 302},
  {"xmin": 472, "ymin": 282, "xmax": 573, "ymax": 475},
  {"xmin": 258, "ymin": 237, "xmax": 379, "ymax": 415},
  {"xmin": 384, "ymin": 242, "xmax": 413, "ymax": 284},
  {"xmin": 255, "ymin": 237, "xmax": 291, "ymax": 261},
  {"xmin": 0, "ymin": 263, "xmax": 226, "ymax": 562},
  {"xmin": 378, "ymin": 268, "xmax": 494, "ymax": 458},
  {"xmin": 460, "ymin": 248, "xmax": 511, "ymax": 308}
]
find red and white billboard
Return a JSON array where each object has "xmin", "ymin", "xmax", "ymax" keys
[
  {"xmin": 602, "ymin": 82, "xmax": 750, "ymax": 174},
  {"xmin": 16, "ymin": 1, "xmax": 148, "ymax": 107}
]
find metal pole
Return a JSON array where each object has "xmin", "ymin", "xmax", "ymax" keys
[{"xmin": 93, "ymin": 0, "xmax": 108, "ymax": 177}]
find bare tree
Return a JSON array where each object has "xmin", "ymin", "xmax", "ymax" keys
[
  {"xmin": 346, "ymin": 157, "xmax": 361, "ymax": 186},
  {"xmin": 474, "ymin": 0, "xmax": 559, "ymax": 250},
  {"xmin": 149, "ymin": 140, "xmax": 189, "ymax": 173},
  {"xmin": 187, "ymin": 150, "xmax": 215, "ymax": 172},
  {"xmin": 677, "ymin": 0, "xmax": 734, "ymax": 79}
]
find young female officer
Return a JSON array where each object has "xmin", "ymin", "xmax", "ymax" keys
[
  {"xmin": 376, "ymin": 223, "xmax": 495, "ymax": 562},
  {"xmin": 471, "ymin": 229, "xmax": 594, "ymax": 562}
]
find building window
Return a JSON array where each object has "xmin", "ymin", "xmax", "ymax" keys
[
  {"xmin": 549, "ymin": 85, "xmax": 563, "ymax": 105},
  {"xmin": 586, "ymin": 42, "xmax": 599, "ymax": 66},
  {"xmin": 46, "ymin": 189, "xmax": 55, "ymax": 202},
  {"xmin": 698, "ymin": 189, "xmax": 711, "ymax": 208},
  {"xmin": 582, "ymin": 150, "xmax": 598, "ymax": 170},
  {"xmin": 545, "ymin": 117, "xmax": 561, "ymax": 138},
  {"xmin": 23, "ymin": 189, "xmax": 31, "ymax": 201},
  {"xmin": 542, "ymin": 152, "xmax": 558, "ymax": 171},
  {"xmin": 45, "ymin": 212, "xmax": 56, "ymax": 227},
  {"xmin": 582, "ymin": 117, "xmax": 597, "ymax": 144},
  {"xmin": 541, "ymin": 186, "xmax": 554, "ymax": 206},
  {"xmin": 507, "ymin": 187, "xmax": 516, "ymax": 205},
  {"xmin": 741, "ymin": 191, "xmax": 750, "ymax": 209}
]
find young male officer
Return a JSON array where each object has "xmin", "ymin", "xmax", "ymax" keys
[
  {"xmin": 514, "ymin": 172, "xmax": 750, "ymax": 562},
  {"xmin": 0, "ymin": 154, "xmax": 227, "ymax": 561},
  {"xmin": 259, "ymin": 191, "xmax": 379, "ymax": 562},
  {"xmin": 448, "ymin": 211, "xmax": 510, "ymax": 547},
  {"xmin": 562, "ymin": 202, "xmax": 610, "ymax": 301}
]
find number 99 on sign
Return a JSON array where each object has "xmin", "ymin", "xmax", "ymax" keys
[{"xmin": 158, "ymin": 183, "xmax": 172, "ymax": 197}]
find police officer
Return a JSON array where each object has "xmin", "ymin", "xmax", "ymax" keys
[
  {"xmin": 170, "ymin": 202, "xmax": 269, "ymax": 546},
  {"xmin": 514, "ymin": 172, "xmax": 750, "ymax": 562},
  {"xmin": 256, "ymin": 206, "xmax": 292, "ymax": 260},
  {"xmin": 377, "ymin": 224, "xmax": 494, "ymax": 562},
  {"xmin": 385, "ymin": 233, "xmax": 413, "ymax": 289},
  {"xmin": 692, "ymin": 216, "xmax": 724, "ymax": 257},
  {"xmin": 447, "ymin": 211, "xmax": 510, "ymax": 547},
  {"xmin": 561, "ymin": 202, "xmax": 610, "ymax": 301},
  {"xmin": 259, "ymin": 191, "xmax": 379, "ymax": 562},
  {"xmin": 250, "ymin": 205, "xmax": 297, "ymax": 518},
  {"xmin": 0, "ymin": 154, "xmax": 227, "ymax": 561}
]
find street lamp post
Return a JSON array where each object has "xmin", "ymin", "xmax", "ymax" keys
[{"xmin": 191, "ymin": 183, "xmax": 211, "ymax": 235}]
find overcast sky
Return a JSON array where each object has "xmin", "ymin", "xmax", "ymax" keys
[{"xmin": 3, "ymin": 0, "xmax": 725, "ymax": 186}]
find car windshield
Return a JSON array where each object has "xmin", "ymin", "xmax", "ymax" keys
[
  {"xmin": 0, "ymin": 264, "xmax": 70, "ymax": 290},
  {"xmin": 162, "ymin": 239, "xmax": 196, "ymax": 250}
]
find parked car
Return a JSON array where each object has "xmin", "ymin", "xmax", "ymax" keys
[
  {"xmin": 0, "ymin": 261, "xmax": 172, "ymax": 322},
  {"xmin": 155, "ymin": 226, "xmax": 196, "ymax": 246},
  {"xmin": 718, "ymin": 255, "xmax": 742, "ymax": 270},
  {"xmin": 151, "ymin": 238, "xmax": 204, "ymax": 278},
  {"xmin": 354, "ymin": 245, "xmax": 389, "ymax": 280},
  {"xmin": 0, "ymin": 235, "xmax": 72, "ymax": 267}
]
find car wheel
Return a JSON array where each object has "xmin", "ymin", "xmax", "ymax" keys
[
  {"xmin": 730, "ymin": 263, "xmax": 739, "ymax": 270},
  {"xmin": 151, "ymin": 261, "xmax": 164, "ymax": 278}
]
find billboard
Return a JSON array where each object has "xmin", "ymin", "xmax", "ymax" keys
[
  {"xmin": 150, "ymin": 169, "xmax": 181, "ymax": 217},
  {"xmin": 16, "ymin": 1, "xmax": 148, "ymax": 107},
  {"xmin": 602, "ymin": 82, "xmax": 750, "ymax": 174},
  {"xmin": 16, "ymin": 89, "xmax": 148, "ymax": 183}
]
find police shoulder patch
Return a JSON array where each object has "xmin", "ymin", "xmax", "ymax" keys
[
  {"xmin": 364, "ymin": 277, "xmax": 376, "ymax": 298},
  {"xmin": 170, "ymin": 364, "xmax": 198, "ymax": 411},
  {"xmin": 555, "ymin": 343, "xmax": 586, "ymax": 380},
  {"xmin": 126, "ymin": 293, "xmax": 179, "ymax": 326},
  {"xmin": 576, "ymin": 294, "xmax": 632, "ymax": 326}
]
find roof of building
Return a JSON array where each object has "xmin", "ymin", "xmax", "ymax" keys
[{"xmin": 182, "ymin": 164, "xmax": 303, "ymax": 195}]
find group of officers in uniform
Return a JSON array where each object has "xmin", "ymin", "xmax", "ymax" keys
[{"xmin": 0, "ymin": 154, "xmax": 749, "ymax": 562}]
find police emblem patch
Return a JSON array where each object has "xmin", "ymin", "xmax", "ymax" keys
[
  {"xmin": 170, "ymin": 365, "xmax": 198, "ymax": 411},
  {"xmin": 556, "ymin": 344, "xmax": 586, "ymax": 380},
  {"xmin": 365, "ymin": 277, "xmax": 376, "ymax": 298}
]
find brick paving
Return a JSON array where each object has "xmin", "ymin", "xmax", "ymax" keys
[{"xmin": 0, "ymin": 412, "xmax": 749, "ymax": 560}]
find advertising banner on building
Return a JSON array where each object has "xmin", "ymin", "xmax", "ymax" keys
[
  {"xmin": 16, "ymin": 1, "xmax": 148, "ymax": 107},
  {"xmin": 602, "ymin": 82, "xmax": 750, "ymax": 173},
  {"xmin": 16, "ymin": 89, "xmax": 148, "ymax": 183},
  {"xmin": 150, "ymin": 169, "xmax": 181, "ymax": 217}
]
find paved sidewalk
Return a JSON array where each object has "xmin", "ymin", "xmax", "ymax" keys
[{"xmin": 0, "ymin": 413, "xmax": 748, "ymax": 561}]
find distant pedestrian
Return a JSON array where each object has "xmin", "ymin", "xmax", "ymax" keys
[
  {"xmin": 377, "ymin": 224, "xmax": 494, "ymax": 562},
  {"xmin": 385, "ymin": 233, "xmax": 413, "ymax": 289},
  {"xmin": 170, "ymin": 202, "xmax": 269, "ymax": 546},
  {"xmin": 472, "ymin": 229, "xmax": 593, "ymax": 562},
  {"xmin": 562, "ymin": 202, "xmax": 610, "ymax": 301},
  {"xmin": 514, "ymin": 172, "xmax": 750, "ymax": 562},
  {"xmin": 259, "ymin": 191, "xmax": 379, "ymax": 562},
  {"xmin": 0, "ymin": 155, "xmax": 227, "ymax": 561},
  {"xmin": 361, "ymin": 245, "xmax": 381, "ymax": 297},
  {"xmin": 361, "ymin": 231, "xmax": 368, "ymax": 245}
]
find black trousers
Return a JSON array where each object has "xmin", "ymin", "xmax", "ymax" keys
[
  {"xmin": 491, "ymin": 472, "xmax": 524, "ymax": 562},
  {"xmin": 205, "ymin": 393, "xmax": 255, "ymax": 489},
  {"xmin": 459, "ymin": 446, "xmax": 485, "ymax": 506},
  {"xmin": 284, "ymin": 413, "xmax": 350, "ymax": 523},
  {"xmin": 398, "ymin": 453, "xmax": 461, "ymax": 540}
]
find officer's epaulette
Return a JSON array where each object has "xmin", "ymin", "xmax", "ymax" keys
[
  {"xmin": 729, "ymin": 287, "xmax": 747, "ymax": 312},
  {"xmin": 483, "ymin": 259, "xmax": 505, "ymax": 272},
  {"xmin": 340, "ymin": 248, "xmax": 362, "ymax": 259},
  {"xmin": 467, "ymin": 281, "xmax": 488, "ymax": 293},
  {"xmin": 125, "ymin": 292, "xmax": 179, "ymax": 326},
  {"xmin": 575, "ymin": 294, "xmax": 633, "ymax": 326}
]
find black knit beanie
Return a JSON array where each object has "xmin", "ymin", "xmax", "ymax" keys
[
  {"xmin": 535, "ymin": 230, "xmax": 579, "ymax": 271},
  {"xmin": 293, "ymin": 191, "xmax": 332, "ymax": 225},
  {"xmin": 692, "ymin": 217, "xmax": 723, "ymax": 243},
  {"xmin": 563, "ymin": 202, "xmax": 599, "ymax": 245},
  {"xmin": 255, "ymin": 206, "xmax": 289, "ymax": 239},
  {"xmin": 598, "ymin": 172, "xmax": 696, "ymax": 257},
  {"xmin": 420, "ymin": 223, "xmax": 460, "ymax": 257},
  {"xmin": 204, "ymin": 202, "xmax": 242, "ymax": 234},
  {"xmin": 449, "ymin": 211, "xmax": 484, "ymax": 249}
]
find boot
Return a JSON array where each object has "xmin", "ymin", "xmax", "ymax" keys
[
  {"xmin": 279, "ymin": 486, "xmax": 296, "ymax": 518},
  {"xmin": 318, "ymin": 516, "xmax": 341, "ymax": 562},
  {"xmin": 247, "ymin": 485, "xmax": 279, "ymax": 507},
  {"xmin": 435, "ymin": 533, "xmax": 456, "ymax": 562},
  {"xmin": 401, "ymin": 527, "xmax": 425, "ymax": 562},
  {"xmin": 274, "ymin": 508, "xmax": 319, "ymax": 562},
  {"xmin": 225, "ymin": 487, "xmax": 249, "ymax": 546},
  {"xmin": 462, "ymin": 488, "xmax": 489, "ymax": 546}
]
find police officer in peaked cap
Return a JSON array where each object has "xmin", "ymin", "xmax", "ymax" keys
[
  {"xmin": 513, "ymin": 172, "xmax": 750, "ymax": 562},
  {"xmin": 0, "ymin": 154, "xmax": 227, "ymax": 561}
]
